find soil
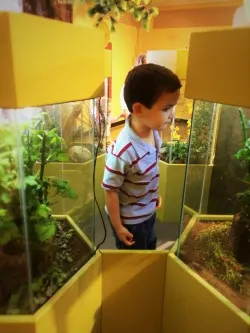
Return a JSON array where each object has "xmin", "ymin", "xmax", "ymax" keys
[
  {"xmin": 231, "ymin": 213, "xmax": 250, "ymax": 264},
  {"xmin": 0, "ymin": 219, "xmax": 91, "ymax": 314},
  {"xmin": 180, "ymin": 220, "xmax": 250, "ymax": 314}
]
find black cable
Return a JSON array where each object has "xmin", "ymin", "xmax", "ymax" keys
[{"xmin": 93, "ymin": 97, "xmax": 107, "ymax": 253}]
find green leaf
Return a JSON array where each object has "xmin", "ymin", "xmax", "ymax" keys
[
  {"xmin": 0, "ymin": 209, "xmax": 7, "ymax": 217},
  {"xmin": 51, "ymin": 179, "xmax": 77, "ymax": 199},
  {"xmin": 57, "ymin": 153, "xmax": 69, "ymax": 162},
  {"xmin": 50, "ymin": 137, "xmax": 58, "ymax": 145},
  {"xmin": 63, "ymin": 187, "xmax": 77, "ymax": 199},
  {"xmin": 35, "ymin": 220, "xmax": 56, "ymax": 242},
  {"xmin": 25, "ymin": 175, "xmax": 39, "ymax": 187},
  {"xmin": 120, "ymin": 1, "xmax": 128, "ymax": 11},
  {"xmin": 0, "ymin": 224, "xmax": 19, "ymax": 245},
  {"xmin": 150, "ymin": 7, "xmax": 159, "ymax": 16},
  {"xmin": 31, "ymin": 278, "xmax": 43, "ymax": 292},
  {"xmin": 1, "ymin": 192, "xmax": 11, "ymax": 204},
  {"xmin": 36, "ymin": 204, "xmax": 51, "ymax": 218}
]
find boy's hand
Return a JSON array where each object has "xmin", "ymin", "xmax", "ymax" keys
[
  {"xmin": 116, "ymin": 226, "xmax": 135, "ymax": 246},
  {"xmin": 156, "ymin": 196, "xmax": 162, "ymax": 210}
]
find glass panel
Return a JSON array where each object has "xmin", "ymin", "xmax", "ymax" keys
[
  {"xmin": 0, "ymin": 101, "xmax": 96, "ymax": 314},
  {"xmin": 181, "ymin": 100, "xmax": 217, "ymax": 216},
  {"xmin": 178, "ymin": 101, "xmax": 250, "ymax": 315}
]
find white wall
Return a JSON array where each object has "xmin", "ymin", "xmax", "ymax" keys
[
  {"xmin": 147, "ymin": 50, "xmax": 177, "ymax": 72},
  {"xmin": 0, "ymin": 0, "xmax": 22, "ymax": 11}
]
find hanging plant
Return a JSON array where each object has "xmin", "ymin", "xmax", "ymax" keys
[{"xmin": 81, "ymin": 0, "xmax": 159, "ymax": 31}]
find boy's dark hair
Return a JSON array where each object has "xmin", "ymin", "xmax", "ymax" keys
[{"xmin": 124, "ymin": 63, "xmax": 182, "ymax": 113}]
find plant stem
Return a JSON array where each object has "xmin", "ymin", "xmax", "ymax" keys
[
  {"xmin": 238, "ymin": 108, "xmax": 247, "ymax": 145},
  {"xmin": 238, "ymin": 108, "xmax": 250, "ymax": 177},
  {"xmin": 39, "ymin": 133, "xmax": 47, "ymax": 203}
]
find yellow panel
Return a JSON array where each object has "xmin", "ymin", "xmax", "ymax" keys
[
  {"xmin": 101, "ymin": 250, "xmax": 167, "ymax": 333},
  {"xmin": 0, "ymin": 13, "xmax": 16, "ymax": 106},
  {"xmin": 162, "ymin": 253, "xmax": 250, "ymax": 333},
  {"xmin": 0, "ymin": 317, "xmax": 35, "ymax": 333},
  {"xmin": 35, "ymin": 253, "xmax": 102, "ymax": 333},
  {"xmin": 185, "ymin": 27, "xmax": 250, "ymax": 108},
  {"xmin": 157, "ymin": 163, "xmax": 213, "ymax": 223},
  {"xmin": 176, "ymin": 49, "xmax": 189, "ymax": 79},
  {"xmin": 0, "ymin": 12, "xmax": 105, "ymax": 108},
  {"xmin": 157, "ymin": 162, "xmax": 186, "ymax": 223}
]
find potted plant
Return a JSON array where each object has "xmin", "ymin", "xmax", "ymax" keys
[
  {"xmin": 158, "ymin": 101, "xmax": 216, "ymax": 224},
  {"xmin": 0, "ymin": 116, "xmax": 93, "ymax": 315}
]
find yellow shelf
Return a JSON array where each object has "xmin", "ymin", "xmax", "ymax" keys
[{"xmin": 0, "ymin": 12, "xmax": 105, "ymax": 108}]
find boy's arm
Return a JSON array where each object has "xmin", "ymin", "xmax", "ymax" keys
[
  {"xmin": 102, "ymin": 152, "xmax": 135, "ymax": 246},
  {"xmin": 104, "ymin": 190, "xmax": 134, "ymax": 246}
]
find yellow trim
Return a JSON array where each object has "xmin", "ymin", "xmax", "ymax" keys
[
  {"xmin": 100, "ymin": 249, "xmax": 168, "ymax": 255},
  {"xmin": 55, "ymin": 214, "xmax": 94, "ymax": 250},
  {"xmin": 0, "ymin": 12, "xmax": 105, "ymax": 108},
  {"xmin": 159, "ymin": 0, "xmax": 243, "ymax": 11},
  {"xmin": 184, "ymin": 205, "xmax": 198, "ymax": 216},
  {"xmin": 171, "ymin": 214, "xmax": 198, "ymax": 253},
  {"xmin": 172, "ymin": 214, "xmax": 234, "ymax": 253},
  {"xmin": 198, "ymin": 214, "xmax": 234, "ymax": 221}
]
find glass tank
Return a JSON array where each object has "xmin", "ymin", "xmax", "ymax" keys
[
  {"xmin": 0, "ymin": 100, "xmax": 104, "ymax": 314},
  {"xmin": 178, "ymin": 100, "xmax": 250, "ymax": 315}
]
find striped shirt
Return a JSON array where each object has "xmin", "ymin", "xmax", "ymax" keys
[{"xmin": 102, "ymin": 116, "xmax": 162, "ymax": 225}]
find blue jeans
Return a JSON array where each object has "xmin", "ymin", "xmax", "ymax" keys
[{"xmin": 110, "ymin": 213, "xmax": 157, "ymax": 250}]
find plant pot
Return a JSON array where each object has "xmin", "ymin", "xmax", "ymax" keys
[{"xmin": 157, "ymin": 161, "xmax": 213, "ymax": 224}]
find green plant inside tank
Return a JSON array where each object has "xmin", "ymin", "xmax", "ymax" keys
[
  {"xmin": 197, "ymin": 109, "xmax": 250, "ymax": 285},
  {"xmin": 0, "ymin": 115, "xmax": 90, "ymax": 314},
  {"xmin": 194, "ymin": 222, "xmax": 243, "ymax": 291},
  {"xmin": 231, "ymin": 108, "xmax": 250, "ymax": 266},
  {"xmin": 160, "ymin": 140, "xmax": 188, "ymax": 164},
  {"xmin": 160, "ymin": 101, "xmax": 214, "ymax": 165},
  {"xmin": 180, "ymin": 107, "xmax": 250, "ymax": 313},
  {"xmin": 188, "ymin": 101, "xmax": 215, "ymax": 164}
]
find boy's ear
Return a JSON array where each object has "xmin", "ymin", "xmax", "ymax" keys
[{"xmin": 132, "ymin": 103, "xmax": 143, "ymax": 116}]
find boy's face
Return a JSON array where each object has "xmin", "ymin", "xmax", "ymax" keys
[{"xmin": 133, "ymin": 90, "xmax": 180, "ymax": 131}]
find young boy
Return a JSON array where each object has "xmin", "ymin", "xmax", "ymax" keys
[{"xmin": 102, "ymin": 64, "xmax": 181, "ymax": 250}]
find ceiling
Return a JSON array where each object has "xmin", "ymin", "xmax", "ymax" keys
[{"xmin": 151, "ymin": 0, "xmax": 241, "ymax": 8}]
